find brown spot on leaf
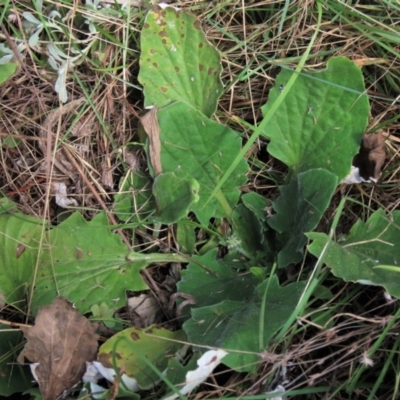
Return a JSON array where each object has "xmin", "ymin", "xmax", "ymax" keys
[
  {"xmin": 150, "ymin": 49, "xmax": 156, "ymax": 54},
  {"xmin": 199, "ymin": 43, "xmax": 204, "ymax": 48},
  {"xmin": 353, "ymin": 131, "xmax": 386, "ymax": 181},
  {"xmin": 15, "ymin": 243, "xmax": 26, "ymax": 258},
  {"xmin": 208, "ymin": 67, "xmax": 215, "ymax": 75},
  {"xmin": 98, "ymin": 352, "xmax": 113, "ymax": 368},
  {"xmin": 75, "ymin": 247, "xmax": 83, "ymax": 260},
  {"xmin": 153, "ymin": 62, "xmax": 158, "ymax": 68},
  {"xmin": 140, "ymin": 108, "xmax": 163, "ymax": 176},
  {"xmin": 130, "ymin": 332, "xmax": 140, "ymax": 341},
  {"xmin": 161, "ymin": 87, "xmax": 168, "ymax": 93},
  {"xmin": 174, "ymin": 66, "xmax": 180, "ymax": 72},
  {"xmin": 199, "ymin": 64, "xmax": 204, "ymax": 72},
  {"xmin": 193, "ymin": 20, "xmax": 201, "ymax": 30},
  {"xmin": 143, "ymin": 23, "xmax": 149, "ymax": 29},
  {"xmin": 181, "ymin": 34, "xmax": 185, "ymax": 38},
  {"xmin": 18, "ymin": 297, "xmax": 98, "ymax": 400},
  {"xmin": 162, "ymin": 39, "xmax": 167, "ymax": 45},
  {"xmin": 159, "ymin": 29, "xmax": 168, "ymax": 38}
]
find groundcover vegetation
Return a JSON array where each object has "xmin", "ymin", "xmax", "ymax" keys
[{"xmin": 1, "ymin": 1, "xmax": 400, "ymax": 399}]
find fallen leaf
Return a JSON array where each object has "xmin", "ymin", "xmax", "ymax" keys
[
  {"xmin": 127, "ymin": 293, "xmax": 161, "ymax": 328},
  {"xmin": 353, "ymin": 131, "xmax": 386, "ymax": 182},
  {"xmin": 140, "ymin": 108, "xmax": 162, "ymax": 176},
  {"xmin": 18, "ymin": 296, "xmax": 98, "ymax": 400}
]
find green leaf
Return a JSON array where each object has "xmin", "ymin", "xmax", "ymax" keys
[
  {"xmin": 0, "ymin": 326, "xmax": 32, "ymax": 396},
  {"xmin": 261, "ymin": 57, "xmax": 369, "ymax": 180},
  {"xmin": 241, "ymin": 192, "xmax": 269, "ymax": 221},
  {"xmin": 183, "ymin": 275, "xmax": 306, "ymax": 372},
  {"xmin": 231, "ymin": 203, "xmax": 269, "ymax": 258},
  {"xmin": 0, "ymin": 197, "xmax": 17, "ymax": 214},
  {"xmin": 33, "ymin": 212, "xmax": 149, "ymax": 315},
  {"xmin": 176, "ymin": 220, "xmax": 196, "ymax": 254},
  {"xmin": 307, "ymin": 209, "xmax": 400, "ymax": 298},
  {"xmin": 156, "ymin": 102, "xmax": 248, "ymax": 225},
  {"xmin": 0, "ymin": 210, "xmax": 42, "ymax": 307},
  {"xmin": 268, "ymin": 169, "xmax": 337, "ymax": 268},
  {"xmin": 177, "ymin": 249, "xmax": 259, "ymax": 319},
  {"xmin": 164, "ymin": 352, "xmax": 199, "ymax": 387},
  {"xmin": 152, "ymin": 172, "xmax": 200, "ymax": 224},
  {"xmin": 0, "ymin": 63, "xmax": 17, "ymax": 85},
  {"xmin": 139, "ymin": 5, "xmax": 223, "ymax": 117},
  {"xmin": 97, "ymin": 325, "xmax": 186, "ymax": 390},
  {"xmin": 113, "ymin": 170, "xmax": 155, "ymax": 223}
]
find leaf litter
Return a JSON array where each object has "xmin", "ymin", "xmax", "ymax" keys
[{"xmin": 18, "ymin": 296, "xmax": 98, "ymax": 400}]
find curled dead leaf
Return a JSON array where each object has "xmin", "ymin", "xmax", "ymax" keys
[
  {"xmin": 353, "ymin": 131, "xmax": 386, "ymax": 182},
  {"xmin": 18, "ymin": 296, "xmax": 98, "ymax": 400},
  {"xmin": 140, "ymin": 108, "xmax": 162, "ymax": 176},
  {"xmin": 128, "ymin": 293, "xmax": 161, "ymax": 328}
]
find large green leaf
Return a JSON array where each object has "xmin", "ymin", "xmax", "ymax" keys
[
  {"xmin": 177, "ymin": 249, "xmax": 260, "ymax": 319},
  {"xmin": 183, "ymin": 275, "xmax": 306, "ymax": 372},
  {"xmin": 33, "ymin": 212, "xmax": 149, "ymax": 315},
  {"xmin": 261, "ymin": 57, "xmax": 369, "ymax": 180},
  {"xmin": 139, "ymin": 5, "xmax": 222, "ymax": 117},
  {"xmin": 307, "ymin": 209, "xmax": 400, "ymax": 298},
  {"xmin": 268, "ymin": 169, "xmax": 337, "ymax": 268},
  {"xmin": 155, "ymin": 101, "xmax": 248, "ymax": 225},
  {"xmin": 0, "ymin": 208, "xmax": 42, "ymax": 307}
]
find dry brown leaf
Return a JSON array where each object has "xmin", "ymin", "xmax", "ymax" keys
[
  {"xmin": 18, "ymin": 297, "xmax": 98, "ymax": 400},
  {"xmin": 100, "ymin": 160, "xmax": 114, "ymax": 190},
  {"xmin": 127, "ymin": 293, "xmax": 161, "ymax": 328},
  {"xmin": 140, "ymin": 108, "xmax": 162, "ymax": 176},
  {"xmin": 353, "ymin": 131, "xmax": 386, "ymax": 182}
]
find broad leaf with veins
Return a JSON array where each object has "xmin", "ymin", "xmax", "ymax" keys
[{"xmin": 261, "ymin": 57, "xmax": 369, "ymax": 180}]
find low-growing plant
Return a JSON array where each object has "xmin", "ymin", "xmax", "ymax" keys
[{"xmin": 1, "ymin": 1, "xmax": 400, "ymax": 399}]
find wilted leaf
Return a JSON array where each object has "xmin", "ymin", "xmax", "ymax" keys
[
  {"xmin": 139, "ymin": 6, "xmax": 223, "ymax": 117},
  {"xmin": 140, "ymin": 108, "xmax": 162, "ymax": 176},
  {"xmin": 268, "ymin": 169, "xmax": 337, "ymax": 268},
  {"xmin": 353, "ymin": 131, "xmax": 386, "ymax": 182},
  {"xmin": 96, "ymin": 325, "xmax": 186, "ymax": 391},
  {"xmin": 149, "ymin": 102, "xmax": 248, "ymax": 225},
  {"xmin": 127, "ymin": 293, "xmax": 161, "ymax": 328},
  {"xmin": 261, "ymin": 57, "xmax": 369, "ymax": 180},
  {"xmin": 307, "ymin": 209, "xmax": 400, "ymax": 298},
  {"xmin": 18, "ymin": 297, "xmax": 98, "ymax": 400}
]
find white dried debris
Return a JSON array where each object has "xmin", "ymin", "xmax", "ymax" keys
[
  {"xmin": 127, "ymin": 293, "xmax": 161, "ymax": 327},
  {"xmin": 52, "ymin": 182, "xmax": 78, "ymax": 207}
]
